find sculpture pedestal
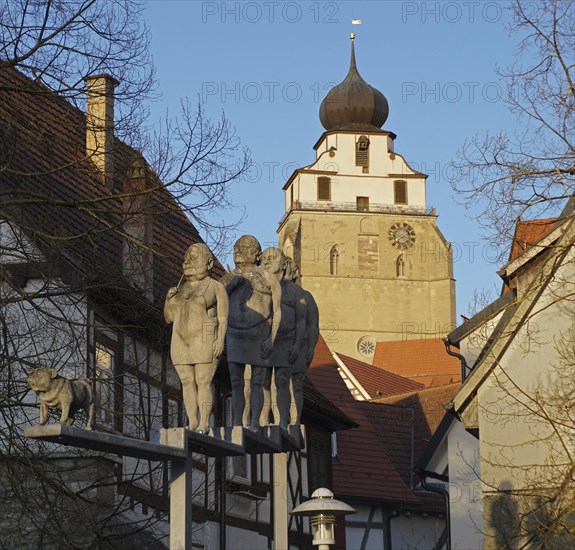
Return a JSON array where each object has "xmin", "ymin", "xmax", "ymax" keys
[{"xmin": 25, "ymin": 423, "xmax": 303, "ymax": 550}]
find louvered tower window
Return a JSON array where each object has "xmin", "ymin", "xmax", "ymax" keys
[{"xmin": 356, "ymin": 136, "xmax": 370, "ymax": 171}]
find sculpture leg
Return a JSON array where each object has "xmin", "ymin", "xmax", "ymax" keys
[
  {"xmin": 249, "ymin": 366, "xmax": 270, "ymax": 431},
  {"xmin": 228, "ymin": 362, "xmax": 246, "ymax": 426},
  {"xmin": 60, "ymin": 402, "xmax": 71, "ymax": 425},
  {"xmin": 259, "ymin": 371, "xmax": 272, "ymax": 426},
  {"xmin": 174, "ymin": 364, "xmax": 198, "ymax": 430},
  {"xmin": 195, "ymin": 359, "xmax": 218, "ymax": 434},
  {"xmin": 291, "ymin": 372, "xmax": 305, "ymax": 425},
  {"xmin": 39, "ymin": 402, "xmax": 48, "ymax": 425},
  {"xmin": 271, "ymin": 378, "xmax": 281, "ymax": 424},
  {"xmin": 86, "ymin": 402, "xmax": 95, "ymax": 430},
  {"xmin": 242, "ymin": 365, "xmax": 251, "ymax": 427},
  {"xmin": 274, "ymin": 367, "xmax": 291, "ymax": 431}
]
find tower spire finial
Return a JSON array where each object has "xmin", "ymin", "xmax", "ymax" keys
[
  {"xmin": 349, "ymin": 33, "xmax": 357, "ymax": 72},
  {"xmin": 319, "ymin": 35, "xmax": 389, "ymax": 131}
]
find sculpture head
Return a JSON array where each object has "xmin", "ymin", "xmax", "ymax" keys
[
  {"xmin": 183, "ymin": 243, "xmax": 213, "ymax": 281},
  {"xmin": 28, "ymin": 367, "xmax": 57, "ymax": 393},
  {"xmin": 261, "ymin": 247, "xmax": 287, "ymax": 277},
  {"xmin": 233, "ymin": 235, "xmax": 261, "ymax": 267}
]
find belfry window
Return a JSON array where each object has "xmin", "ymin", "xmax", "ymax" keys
[
  {"xmin": 356, "ymin": 136, "xmax": 370, "ymax": 170},
  {"xmin": 394, "ymin": 180, "xmax": 408, "ymax": 205},
  {"xmin": 317, "ymin": 177, "xmax": 331, "ymax": 201}
]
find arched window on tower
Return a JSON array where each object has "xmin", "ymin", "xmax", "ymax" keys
[
  {"xmin": 396, "ymin": 254, "xmax": 406, "ymax": 277},
  {"xmin": 330, "ymin": 245, "xmax": 339, "ymax": 275}
]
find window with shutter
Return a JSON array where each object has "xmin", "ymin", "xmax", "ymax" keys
[
  {"xmin": 394, "ymin": 180, "xmax": 408, "ymax": 204},
  {"xmin": 308, "ymin": 428, "xmax": 332, "ymax": 492},
  {"xmin": 356, "ymin": 136, "xmax": 370, "ymax": 167},
  {"xmin": 356, "ymin": 196, "xmax": 369, "ymax": 212},
  {"xmin": 317, "ymin": 177, "xmax": 331, "ymax": 200}
]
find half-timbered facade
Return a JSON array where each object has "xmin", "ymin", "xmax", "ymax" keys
[{"xmin": 0, "ymin": 66, "xmax": 355, "ymax": 549}]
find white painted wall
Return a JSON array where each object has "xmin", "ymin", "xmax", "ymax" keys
[
  {"xmin": 284, "ymin": 132, "xmax": 427, "ymax": 212},
  {"xmin": 448, "ymin": 421, "xmax": 483, "ymax": 549},
  {"xmin": 478, "ymin": 247, "xmax": 575, "ymax": 494}
]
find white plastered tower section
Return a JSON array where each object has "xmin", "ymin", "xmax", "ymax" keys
[{"xmin": 277, "ymin": 35, "xmax": 456, "ymax": 362}]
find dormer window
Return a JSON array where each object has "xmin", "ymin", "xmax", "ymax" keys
[
  {"xmin": 356, "ymin": 136, "xmax": 370, "ymax": 171},
  {"xmin": 317, "ymin": 177, "xmax": 331, "ymax": 201}
]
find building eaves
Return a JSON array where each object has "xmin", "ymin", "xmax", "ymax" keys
[
  {"xmin": 447, "ymin": 289, "xmax": 517, "ymax": 346},
  {"xmin": 450, "ymin": 213, "xmax": 575, "ymax": 424}
]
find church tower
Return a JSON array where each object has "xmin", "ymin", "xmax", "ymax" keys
[{"xmin": 277, "ymin": 36, "xmax": 456, "ymax": 362}]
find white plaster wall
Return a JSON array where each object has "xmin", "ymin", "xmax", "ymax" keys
[
  {"xmin": 345, "ymin": 506, "xmax": 446, "ymax": 550},
  {"xmin": 284, "ymin": 132, "xmax": 427, "ymax": 212},
  {"xmin": 391, "ymin": 514, "xmax": 445, "ymax": 549},
  {"xmin": 345, "ymin": 505, "xmax": 385, "ymax": 550},
  {"xmin": 459, "ymin": 310, "xmax": 505, "ymax": 369},
  {"xmin": 477, "ymin": 246, "xmax": 575, "ymax": 529},
  {"xmin": 208, "ymin": 522, "xmax": 269, "ymax": 550},
  {"xmin": 448, "ymin": 421, "xmax": 483, "ymax": 550}
]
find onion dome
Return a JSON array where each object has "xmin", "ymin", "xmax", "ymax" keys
[{"xmin": 319, "ymin": 35, "xmax": 389, "ymax": 132}]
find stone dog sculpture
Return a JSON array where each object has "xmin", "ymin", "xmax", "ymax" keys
[{"xmin": 27, "ymin": 367, "xmax": 95, "ymax": 430}]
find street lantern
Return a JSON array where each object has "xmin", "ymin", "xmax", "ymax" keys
[{"xmin": 290, "ymin": 488, "xmax": 356, "ymax": 549}]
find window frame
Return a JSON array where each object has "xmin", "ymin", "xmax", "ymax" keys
[
  {"xmin": 356, "ymin": 196, "xmax": 369, "ymax": 212},
  {"xmin": 394, "ymin": 180, "xmax": 408, "ymax": 205},
  {"xmin": 317, "ymin": 177, "xmax": 331, "ymax": 201}
]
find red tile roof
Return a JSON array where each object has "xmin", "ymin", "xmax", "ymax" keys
[
  {"xmin": 364, "ymin": 383, "xmax": 460, "ymax": 490},
  {"xmin": 0, "ymin": 67, "xmax": 209, "ymax": 323},
  {"xmin": 307, "ymin": 336, "xmax": 418, "ymax": 504},
  {"xmin": 509, "ymin": 218, "xmax": 557, "ymax": 261},
  {"xmin": 335, "ymin": 352, "xmax": 424, "ymax": 398},
  {"xmin": 373, "ymin": 339, "xmax": 461, "ymax": 388}
]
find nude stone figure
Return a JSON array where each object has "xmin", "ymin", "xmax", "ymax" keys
[
  {"xmin": 261, "ymin": 248, "xmax": 307, "ymax": 430},
  {"xmin": 287, "ymin": 260, "xmax": 319, "ymax": 425},
  {"xmin": 220, "ymin": 235, "xmax": 281, "ymax": 431},
  {"xmin": 164, "ymin": 243, "xmax": 229, "ymax": 433}
]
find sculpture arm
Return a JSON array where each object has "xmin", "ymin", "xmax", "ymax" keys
[
  {"xmin": 213, "ymin": 282, "xmax": 229, "ymax": 359},
  {"xmin": 306, "ymin": 295, "xmax": 320, "ymax": 363},
  {"xmin": 261, "ymin": 274, "xmax": 282, "ymax": 359},
  {"xmin": 269, "ymin": 275, "xmax": 282, "ymax": 346},
  {"xmin": 163, "ymin": 287, "xmax": 177, "ymax": 324},
  {"xmin": 289, "ymin": 292, "xmax": 307, "ymax": 363}
]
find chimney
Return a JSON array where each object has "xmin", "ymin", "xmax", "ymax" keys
[{"xmin": 85, "ymin": 74, "xmax": 118, "ymax": 187}]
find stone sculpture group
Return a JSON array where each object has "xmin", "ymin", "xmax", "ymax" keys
[
  {"xmin": 27, "ymin": 235, "xmax": 318, "ymax": 435},
  {"xmin": 166, "ymin": 235, "xmax": 319, "ymax": 434}
]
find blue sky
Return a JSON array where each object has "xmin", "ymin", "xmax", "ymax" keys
[{"xmin": 144, "ymin": 0, "xmax": 526, "ymax": 320}]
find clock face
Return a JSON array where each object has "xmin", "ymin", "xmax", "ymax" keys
[{"xmin": 389, "ymin": 223, "xmax": 416, "ymax": 250}]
